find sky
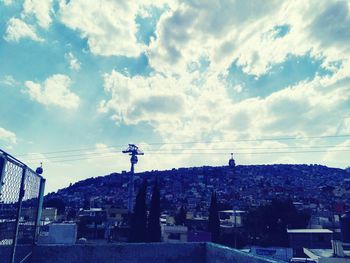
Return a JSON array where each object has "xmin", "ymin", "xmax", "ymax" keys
[{"xmin": 0, "ymin": 0, "xmax": 350, "ymax": 193}]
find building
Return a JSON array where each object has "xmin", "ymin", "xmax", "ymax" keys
[
  {"xmin": 105, "ymin": 206, "xmax": 128, "ymax": 223},
  {"xmin": 77, "ymin": 208, "xmax": 107, "ymax": 239},
  {"xmin": 288, "ymin": 229, "xmax": 333, "ymax": 256},
  {"xmin": 41, "ymin": 207, "xmax": 58, "ymax": 222},
  {"xmin": 303, "ymin": 246, "xmax": 350, "ymax": 263},
  {"xmin": 219, "ymin": 210, "xmax": 246, "ymax": 227},
  {"xmin": 162, "ymin": 225, "xmax": 188, "ymax": 242},
  {"xmin": 38, "ymin": 223, "xmax": 77, "ymax": 244}
]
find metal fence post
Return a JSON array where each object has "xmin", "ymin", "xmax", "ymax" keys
[
  {"xmin": 0, "ymin": 156, "xmax": 6, "ymax": 254},
  {"xmin": 0, "ymin": 155, "xmax": 6, "ymax": 199},
  {"xmin": 10, "ymin": 166, "xmax": 26, "ymax": 263},
  {"xmin": 33, "ymin": 178, "xmax": 45, "ymax": 243}
]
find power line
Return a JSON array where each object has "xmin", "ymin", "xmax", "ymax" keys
[
  {"xmin": 25, "ymin": 149, "xmax": 350, "ymax": 164},
  {"xmin": 16, "ymin": 133, "xmax": 350, "ymax": 157},
  {"xmin": 21, "ymin": 145, "xmax": 350, "ymax": 162}
]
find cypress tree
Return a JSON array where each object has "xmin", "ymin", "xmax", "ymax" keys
[
  {"xmin": 83, "ymin": 197, "xmax": 90, "ymax": 210},
  {"xmin": 208, "ymin": 192, "xmax": 220, "ymax": 243},
  {"xmin": 129, "ymin": 181, "xmax": 147, "ymax": 242},
  {"xmin": 147, "ymin": 180, "xmax": 161, "ymax": 242},
  {"xmin": 175, "ymin": 206, "xmax": 187, "ymax": 226}
]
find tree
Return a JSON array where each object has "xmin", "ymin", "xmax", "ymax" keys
[
  {"xmin": 244, "ymin": 199, "xmax": 310, "ymax": 247},
  {"xmin": 44, "ymin": 197, "xmax": 66, "ymax": 215},
  {"xmin": 175, "ymin": 206, "xmax": 187, "ymax": 226},
  {"xmin": 147, "ymin": 181, "xmax": 161, "ymax": 242},
  {"xmin": 83, "ymin": 197, "xmax": 90, "ymax": 210},
  {"xmin": 129, "ymin": 182, "xmax": 147, "ymax": 242},
  {"xmin": 66, "ymin": 208, "xmax": 77, "ymax": 221},
  {"xmin": 208, "ymin": 192, "xmax": 220, "ymax": 243}
]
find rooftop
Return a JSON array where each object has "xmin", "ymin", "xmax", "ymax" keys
[
  {"xmin": 287, "ymin": 229, "xmax": 333, "ymax": 234},
  {"xmin": 219, "ymin": 210, "xmax": 246, "ymax": 214},
  {"xmin": 304, "ymin": 248, "xmax": 350, "ymax": 258},
  {"xmin": 3, "ymin": 242, "xmax": 284, "ymax": 263}
]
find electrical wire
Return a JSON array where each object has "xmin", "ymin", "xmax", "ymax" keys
[
  {"xmin": 22, "ymin": 145, "xmax": 350, "ymax": 161},
  {"xmin": 16, "ymin": 134, "xmax": 350, "ymax": 158},
  {"xmin": 24, "ymin": 149, "xmax": 350, "ymax": 164}
]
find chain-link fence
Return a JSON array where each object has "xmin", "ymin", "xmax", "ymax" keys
[{"xmin": 0, "ymin": 150, "xmax": 45, "ymax": 263}]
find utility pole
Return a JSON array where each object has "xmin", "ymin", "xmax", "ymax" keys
[
  {"xmin": 234, "ymin": 209, "xmax": 237, "ymax": 248},
  {"xmin": 122, "ymin": 144, "xmax": 144, "ymax": 213}
]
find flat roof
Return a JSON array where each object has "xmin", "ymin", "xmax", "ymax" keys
[
  {"xmin": 305, "ymin": 249, "xmax": 350, "ymax": 258},
  {"xmin": 219, "ymin": 210, "xmax": 246, "ymax": 213},
  {"xmin": 287, "ymin": 229, "xmax": 333, "ymax": 234},
  {"xmin": 82, "ymin": 208, "xmax": 103, "ymax": 211}
]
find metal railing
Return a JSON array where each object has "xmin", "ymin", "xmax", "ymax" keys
[{"xmin": 0, "ymin": 149, "xmax": 45, "ymax": 263}]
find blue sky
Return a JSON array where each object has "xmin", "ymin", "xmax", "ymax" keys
[{"xmin": 0, "ymin": 0, "xmax": 350, "ymax": 192}]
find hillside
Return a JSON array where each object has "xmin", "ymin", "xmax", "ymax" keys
[{"xmin": 45, "ymin": 164, "xmax": 350, "ymax": 213}]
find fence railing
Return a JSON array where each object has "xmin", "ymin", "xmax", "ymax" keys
[{"xmin": 0, "ymin": 149, "xmax": 45, "ymax": 263}]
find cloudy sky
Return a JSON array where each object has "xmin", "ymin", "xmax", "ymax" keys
[{"xmin": 0, "ymin": 0, "xmax": 350, "ymax": 192}]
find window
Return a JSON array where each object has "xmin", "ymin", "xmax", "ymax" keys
[{"xmin": 168, "ymin": 233, "xmax": 181, "ymax": 240}]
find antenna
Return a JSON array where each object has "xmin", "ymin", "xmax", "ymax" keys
[
  {"xmin": 229, "ymin": 153, "xmax": 235, "ymax": 169},
  {"xmin": 122, "ymin": 144, "xmax": 144, "ymax": 213}
]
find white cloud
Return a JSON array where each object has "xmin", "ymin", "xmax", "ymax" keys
[
  {"xmin": 93, "ymin": 0, "xmax": 350, "ymax": 171},
  {"xmin": 0, "ymin": 75, "xmax": 18, "ymax": 87},
  {"xmin": 0, "ymin": 127, "xmax": 17, "ymax": 144},
  {"xmin": 323, "ymin": 140, "xmax": 350, "ymax": 168},
  {"xmin": 100, "ymin": 70, "xmax": 187, "ymax": 125},
  {"xmin": 58, "ymin": 1, "xmax": 145, "ymax": 57},
  {"xmin": 148, "ymin": 0, "xmax": 283, "ymax": 75},
  {"xmin": 65, "ymin": 52, "xmax": 81, "ymax": 71},
  {"xmin": 4, "ymin": 17, "xmax": 43, "ymax": 42},
  {"xmin": 3, "ymin": 0, "xmax": 53, "ymax": 43},
  {"xmin": 57, "ymin": 0, "xmax": 175, "ymax": 57},
  {"xmin": 2, "ymin": 0, "xmax": 12, "ymax": 6},
  {"xmin": 100, "ymin": 67, "xmax": 350, "ymax": 167},
  {"xmin": 24, "ymin": 74, "xmax": 80, "ymax": 109},
  {"xmin": 309, "ymin": 1, "xmax": 350, "ymax": 48},
  {"xmin": 233, "ymin": 85, "xmax": 243, "ymax": 93},
  {"xmin": 147, "ymin": 1, "xmax": 350, "ymax": 77},
  {"xmin": 340, "ymin": 117, "xmax": 350, "ymax": 134},
  {"xmin": 22, "ymin": 0, "xmax": 53, "ymax": 29}
]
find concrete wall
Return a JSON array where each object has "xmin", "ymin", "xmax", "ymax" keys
[
  {"xmin": 31, "ymin": 243, "xmax": 205, "ymax": 263},
  {"xmin": 206, "ymin": 243, "xmax": 284, "ymax": 263},
  {"xmin": 0, "ymin": 242, "xmax": 284, "ymax": 263},
  {"xmin": 319, "ymin": 258, "xmax": 350, "ymax": 263},
  {"xmin": 289, "ymin": 233, "xmax": 333, "ymax": 249},
  {"xmin": 0, "ymin": 245, "xmax": 33, "ymax": 263}
]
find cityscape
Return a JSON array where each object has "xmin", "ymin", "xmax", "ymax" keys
[
  {"xmin": 1, "ymin": 147, "xmax": 350, "ymax": 262},
  {"xmin": 1, "ymin": 0, "xmax": 350, "ymax": 262}
]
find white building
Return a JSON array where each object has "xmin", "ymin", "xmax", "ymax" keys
[{"xmin": 38, "ymin": 223, "xmax": 77, "ymax": 244}]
